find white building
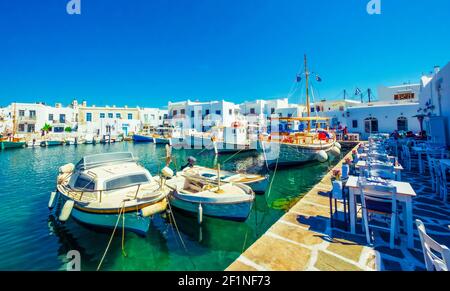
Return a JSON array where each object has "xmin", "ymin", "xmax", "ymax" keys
[
  {"xmin": 139, "ymin": 108, "xmax": 168, "ymax": 128},
  {"xmin": 419, "ymin": 63, "xmax": 450, "ymax": 146},
  {"xmin": 168, "ymin": 100, "xmax": 240, "ymax": 132},
  {"xmin": 0, "ymin": 105, "xmax": 12, "ymax": 135},
  {"xmin": 12, "ymin": 101, "xmax": 78, "ymax": 135},
  {"xmin": 311, "ymin": 99, "xmax": 361, "ymax": 128},
  {"xmin": 344, "ymin": 83, "xmax": 421, "ymax": 139},
  {"xmin": 239, "ymin": 98, "xmax": 291, "ymax": 126},
  {"xmin": 78, "ymin": 103, "xmax": 141, "ymax": 137}
]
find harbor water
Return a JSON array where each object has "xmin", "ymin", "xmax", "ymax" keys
[{"xmin": 0, "ymin": 143, "xmax": 346, "ymax": 270}]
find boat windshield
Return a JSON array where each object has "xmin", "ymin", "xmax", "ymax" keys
[
  {"xmin": 76, "ymin": 152, "xmax": 135, "ymax": 170},
  {"xmin": 105, "ymin": 174, "xmax": 150, "ymax": 190},
  {"xmin": 74, "ymin": 175, "xmax": 96, "ymax": 191}
]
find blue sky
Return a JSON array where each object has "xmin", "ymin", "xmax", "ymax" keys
[{"xmin": 0, "ymin": 0, "xmax": 449, "ymax": 108}]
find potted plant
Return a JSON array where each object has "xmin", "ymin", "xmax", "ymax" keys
[{"xmin": 332, "ymin": 169, "xmax": 342, "ymax": 182}]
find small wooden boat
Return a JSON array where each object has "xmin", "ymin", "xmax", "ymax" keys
[
  {"xmin": 166, "ymin": 169, "xmax": 255, "ymax": 222},
  {"xmin": 51, "ymin": 152, "xmax": 171, "ymax": 235},
  {"xmin": 133, "ymin": 134, "xmax": 154, "ymax": 143},
  {"xmin": 0, "ymin": 104, "xmax": 26, "ymax": 150},
  {"xmin": 41, "ymin": 140, "xmax": 64, "ymax": 147},
  {"xmin": 0, "ymin": 139, "xmax": 26, "ymax": 150},
  {"xmin": 181, "ymin": 165, "xmax": 269, "ymax": 194}
]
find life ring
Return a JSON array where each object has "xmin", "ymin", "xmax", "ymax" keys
[{"xmin": 231, "ymin": 122, "xmax": 240, "ymax": 128}]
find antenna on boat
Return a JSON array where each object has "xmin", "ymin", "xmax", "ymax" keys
[
  {"xmin": 304, "ymin": 54, "xmax": 311, "ymax": 132},
  {"xmin": 12, "ymin": 102, "xmax": 17, "ymax": 141}
]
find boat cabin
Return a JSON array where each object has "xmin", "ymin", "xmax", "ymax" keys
[{"xmin": 68, "ymin": 152, "xmax": 154, "ymax": 194}]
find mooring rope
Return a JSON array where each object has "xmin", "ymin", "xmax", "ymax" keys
[
  {"xmin": 222, "ymin": 148, "xmax": 247, "ymax": 165},
  {"xmin": 96, "ymin": 201, "xmax": 126, "ymax": 271},
  {"xmin": 166, "ymin": 199, "xmax": 197, "ymax": 269}
]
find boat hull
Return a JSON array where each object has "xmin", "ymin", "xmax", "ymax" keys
[
  {"xmin": 71, "ymin": 207, "xmax": 151, "ymax": 235},
  {"xmin": 244, "ymin": 177, "xmax": 270, "ymax": 194},
  {"xmin": 0, "ymin": 141, "xmax": 26, "ymax": 150},
  {"xmin": 169, "ymin": 195, "xmax": 253, "ymax": 222},
  {"xmin": 41, "ymin": 141, "xmax": 63, "ymax": 147},
  {"xmin": 213, "ymin": 141, "xmax": 257, "ymax": 154},
  {"xmin": 153, "ymin": 137, "xmax": 171, "ymax": 145},
  {"xmin": 260, "ymin": 141, "xmax": 335, "ymax": 168},
  {"xmin": 132, "ymin": 134, "xmax": 154, "ymax": 143}
]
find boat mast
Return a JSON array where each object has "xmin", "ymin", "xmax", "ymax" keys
[
  {"xmin": 12, "ymin": 102, "xmax": 17, "ymax": 139},
  {"xmin": 304, "ymin": 55, "xmax": 311, "ymax": 132}
]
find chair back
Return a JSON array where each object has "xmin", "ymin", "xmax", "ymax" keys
[
  {"xmin": 358, "ymin": 181, "xmax": 397, "ymax": 215},
  {"xmin": 416, "ymin": 220, "xmax": 450, "ymax": 271}
]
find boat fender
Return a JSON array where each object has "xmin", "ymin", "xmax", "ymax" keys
[
  {"xmin": 334, "ymin": 142, "xmax": 342, "ymax": 150},
  {"xmin": 317, "ymin": 150, "xmax": 328, "ymax": 163},
  {"xmin": 59, "ymin": 163, "xmax": 75, "ymax": 174},
  {"xmin": 161, "ymin": 167, "xmax": 174, "ymax": 178},
  {"xmin": 198, "ymin": 204, "xmax": 203, "ymax": 225},
  {"xmin": 140, "ymin": 199, "xmax": 168, "ymax": 217},
  {"xmin": 330, "ymin": 146, "xmax": 341, "ymax": 156},
  {"xmin": 48, "ymin": 191, "xmax": 58, "ymax": 209},
  {"xmin": 59, "ymin": 200, "xmax": 75, "ymax": 222}
]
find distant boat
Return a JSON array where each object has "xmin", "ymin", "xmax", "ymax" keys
[
  {"xmin": 1, "ymin": 140, "xmax": 26, "ymax": 150},
  {"xmin": 133, "ymin": 134, "xmax": 154, "ymax": 143},
  {"xmin": 41, "ymin": 140, "xmax": 64, "ymax": 147},
  {"xmin": 0, "ymin": 103, "xmax": 26, "ymax": 150},
  {"xmin": 212, "ymin": 123, "xmax": 259, "ymax": 155}
]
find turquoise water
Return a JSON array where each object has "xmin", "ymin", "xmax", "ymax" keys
[{"xmin": 0, "ymin": 143, "xmax": 344, "ymax": 271}]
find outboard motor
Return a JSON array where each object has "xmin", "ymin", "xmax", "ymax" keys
[{"xmin": 181, "ymin": 156, "xmax": 197, "ymax": 171}]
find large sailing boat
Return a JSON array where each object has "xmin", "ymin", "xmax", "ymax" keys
[
  {"xmin": 0, "ymin": 103, "xmax": 26, "ymax": 150},
  {"xmin": 259, "ymin": 55, "xmax": 340, "ymax": 168}
]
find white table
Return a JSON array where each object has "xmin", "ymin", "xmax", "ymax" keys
[
  {"xmin": 355, "ymin": 160, "xmax": 404, "ymax": 181},
  {"xmin": 346, "ymin": 176, "xmax": 416, "ymax": 248},
  {"xmin": 358, "ymin": 153, "xmax": 395, "ymax": 161}
]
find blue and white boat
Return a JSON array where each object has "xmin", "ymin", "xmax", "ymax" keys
[
  {"xmin": 181, "ymin": 165, "xmax": 269, "ymax": 195},
  {"xmin": 133, "ymin": 134, "xmax": 154, "ymax": 143},
  {"xmin": 166, "ymin": 173, "xmax": 255, "ymax": 222},
  {"xmin": 50, "ymin": 152, "xmax": 171, "ymax": 235}
]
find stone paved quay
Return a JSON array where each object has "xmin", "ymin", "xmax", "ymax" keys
[{"xmin": 227, "ymin": 143, "xmax": 450, "ymax": 271}]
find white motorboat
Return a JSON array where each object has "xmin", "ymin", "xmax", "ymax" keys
[
  {"xmin": 50, "ymin": 152, "xmax": 171, "ymax": 235},
  {"xmin": 212, "ymin": 123, "xmax": 259, "ymax": 155},
  {"xmin": 166, "ymin": 170, "xmax": 255, "ymax": 222}
]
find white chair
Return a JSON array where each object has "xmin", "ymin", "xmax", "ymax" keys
[
  {"xmin": 359, "ymin": 182, "xmax": 398, "ymax": 249},
  {"xmin": 427, "ymin": 157, "xmax": 438, "ymax": 193},
  {"xmin": 416, "ymin": 220, "xmax": 450, "ymax": 271},
  {"xmin": 401, "ymin": 145, "xmax": 411, "ymax": 171},
  {"xmin": 440, "ymin": 163, "xmax": 450, "ymax": 203}
]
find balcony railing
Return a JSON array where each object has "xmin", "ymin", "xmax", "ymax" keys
[{"xmin": 18, "ymin": 116, "xmax": 37, "ymax": 122}]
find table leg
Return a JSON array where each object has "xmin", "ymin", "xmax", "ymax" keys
[
  {"xmin": 349, "ymin": 188, "xmax": 356, "ymax": 234},
  {"xmin": 396, "ymin": 170, "xmax": 401, "ymax": 181},
  {"xmin": 419, "ymin": 153, "xmax": 423, "ymax": 174},
  {"xmin": 405, "ymin": 197, "xmax": 414, "ymax": 249}
]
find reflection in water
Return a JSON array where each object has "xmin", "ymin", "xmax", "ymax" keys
[{"xmin": 0, "ymin": 142, "xmax": 346, "ymax": 270}]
